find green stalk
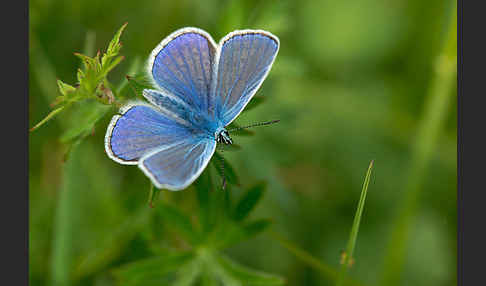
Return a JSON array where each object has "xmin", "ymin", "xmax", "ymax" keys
[
  {"xmin": 48, "ymin": 31, "xmax": 97, "ymax": 286},
  {"xmin": 270, "ymin": 231, "xmax": 366, "ymax": 286},
  {"xmin": 49, "ymin": 143, "xmax": 81, "ymax": 286},
  {"xmin": 379, "ymin": 4, "xmax": 457, "ymax": 285},
  {"xmin": 336, "ymin": 160, "xmax": 374, "ymax": 286}
]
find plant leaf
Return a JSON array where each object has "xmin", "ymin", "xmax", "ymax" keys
[
  {"xmin": 73, "ymin": 208, "xmax": 152, "ymax": 279},
  {"xmin": 214, "ymin": 253, "xmax": 285, "ymax": 285},
  {"xmin": 336, "ymin": 160, "xmax": 374, "ymax": 286},
  {"xmin": 216, "ymin": 219, "xmax": 272, "ymax": 249},
  {"xmin": 57, "ymin": 79, "xmax": 76, "ymax": 96},
  {"xmin": 59, "ymin": 100, "xmax": 111, "ymax": 143},
  {"xmin": 112, "ymin": 252, "xmax": 195, "ymax": 286},
  {"xmin": 234, "ymin": 182, "xmax": 266, "ymax": 221},
  {"xmin": 155, "ymin": 202, "xmax": 200, "ymax": 245},
  {"xmin": 105, "ymin": 22, "xmax": 127, "ymax": 60}
]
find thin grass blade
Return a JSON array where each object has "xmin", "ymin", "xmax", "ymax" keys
[{"xmin": 336, "ymin": 160, "xmax": 374, "ymax": 286}]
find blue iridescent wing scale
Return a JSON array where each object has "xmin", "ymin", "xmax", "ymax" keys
[
  {"xmin": 211, "ymin": 30, "xmax": 279, "ymax": 126},
  {"xmin": 139, "ymin": 138, "xmax": 216, "ymax": 190},
  {"xmin": 147, "ymin": 28, "xmax": 217, "ymax": 113},
  {"xmin": 104, "ymin": 103, "xmax": 193, "ymax": 165},
  {"xmin": 105, "ymin": 102, "xmax": 215, "ymax": 190}
]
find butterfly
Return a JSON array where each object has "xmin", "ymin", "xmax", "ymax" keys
[{"xmin": 104, "ymin": 27, "xmax": 279, "ymax": 190}]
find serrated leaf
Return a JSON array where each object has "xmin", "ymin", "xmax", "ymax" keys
[
  {"xmin": 107, "ymin": 23, "xmax": 127, "ymax": 55},
  {"xmin": 77, "ymin": 68, "xmax": 85, "ymax": 83},
  {"xmin": 234, "ymin": 182, "xmax": 266, "ymax": 221},
  {"xmin": 99, "ymin": 55, "xmax": 125, "ymax": 80},
  {"xmin": 214, "ymin": 253, "xmax": 284, "ymax": 285},
  {"xmin": 102, "ymin": 23, "xmax": 127, "ymax": 67},
  {"xmin": 57, "ymin": 79, "xmax": 76, "ymax": 96},
  {"xmin": 242, "ymin": 96, "xmax": 265, "ymax": 113},
  {"xmin": 212, "ymin": 152, "xmax": 240, "ymax": 186},
  {"xmin": 215, "ymin": 219, "xmax": 272, "ymax": 249},
  {"xmin": 74, "ymin": 52, "xmax": 95, "ymax": 70},
  {"xmin": 112, "ymin": 252, "xmax": 195, "ymax": 286},
  {"xmin": 155, "ymin": 202, "xmax": 200, "ymax": 244}
]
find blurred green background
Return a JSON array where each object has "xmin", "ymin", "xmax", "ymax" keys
[{"xmin": 29, "ymin": 0, "xmax": 457, "ymax": 285}]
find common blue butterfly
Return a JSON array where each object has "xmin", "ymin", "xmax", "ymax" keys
[{"xmin": 104, "ymin": 27, "xmax": 279, "ymax": 190}]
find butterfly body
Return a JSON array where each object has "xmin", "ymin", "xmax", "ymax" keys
[
  {"xmin": 105, "ymin": 27, "xmax": 279, "ymax": 190},
  {"xmin": 216, "ymin": 128, "xmax": 233, "ymax": 145}
]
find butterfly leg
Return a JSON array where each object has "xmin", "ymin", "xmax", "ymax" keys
[{"xmin": 216, "ymin": 148, "xmax": 227, "ymax": 190}]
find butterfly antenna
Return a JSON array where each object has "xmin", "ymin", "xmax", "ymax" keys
[{"xmin": 227, "ymin": 119, "xmax": 280, "ymax": 133}]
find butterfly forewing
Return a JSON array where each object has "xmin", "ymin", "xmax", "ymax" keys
[
  {"xmin": 148, "ymin": 28, "xmax": 217, "ymax": 113},
  {"xmin": 105, "ymin": 104, "xmax": 193, "ymax": 164},
  {"xmin": 212, "ymin": 31, "xmax": 279, "ymax": 126}
]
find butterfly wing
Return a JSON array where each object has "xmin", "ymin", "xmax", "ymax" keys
[
  {"xmin": 147, "ymin": 28, "xmax": 217, "ymax": 114},
  {"xmin": 211, "ymin": 30, "xmax": 279, "ymax": 126},
  {"xmin": 139, "ymin": 137, "xmax": 215, "ymax": 190},
  {"xmin": 105, "ymin": 103, "xmax": 193, "ymax": 165},
  {"xmin": 105, "ymin": 103, "xmax": 215, "ymax": 190}
]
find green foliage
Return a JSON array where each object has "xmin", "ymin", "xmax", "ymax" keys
[
  {"xmin": 30, "ymin": 23, "xmax": 127, "ymax": 133},
  {"xmin": 233, "ymin": 182, "xmax": 266, "ymax": 221},
  {"xmin": 112, "ymin": 170, "xmax": 282, "ymax": 285},
  {"xmin": 30, "ymin": 1, "xmax": 457, "ymax": 285},
  {"xmin": 32, "ymin": 23, "xmax": 287, "ymax": 285},
  {"xmin": 336, "ymin": 161, "xmax": 374, "ymax": 286}
]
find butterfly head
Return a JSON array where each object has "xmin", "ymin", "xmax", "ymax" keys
[{"xmin": 216, "ymin": 128, "xmax": 233, "ymax": 145}]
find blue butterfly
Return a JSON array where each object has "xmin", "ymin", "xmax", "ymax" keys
[{"xmin": 105, "ymin": 28, "xmax": 279, "ymax": 190}]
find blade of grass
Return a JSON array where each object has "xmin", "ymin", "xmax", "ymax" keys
[
  {"xmin": 269, "ymin": 231, "xmax": 366, "ymax": 286},
  {"xmin": 336, "ymin": 160, "xmax": 374, "ymax": 286},
  {"xmin": 49, "ymin": 142, "xmax": 82, "ymax": 286},
  {"xmin": 48, "ymin": 31, "xmax": 99, "ymax": 286}
]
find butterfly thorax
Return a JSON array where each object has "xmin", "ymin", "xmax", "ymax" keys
[{"xmin": 215, "ymin": 128, "xmax": 233, "ymax": 145}]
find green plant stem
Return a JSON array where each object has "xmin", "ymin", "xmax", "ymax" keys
[
  {"xmin": 49, "ymin": 143, "xmax": 81, "ymax": 286},
  {"xmin": 379, "ymin": 4, "xmax": 457, "ymax": 285},
  {"xmin": 29, "ymin": 106, "xmax": 65, "ymax": 132},
  {"xmin": 269, "ymin": 231, "xmax": 366, "ymax": 286},
  {"xmin": 336, "ymin": 161, "xmax": 374, "ymax": 286},
  {"xmin": 48, "ymin": 31, "xmax": 99, "ymax": 286}
]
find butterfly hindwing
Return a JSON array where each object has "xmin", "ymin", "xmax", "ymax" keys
[
  {"xmin": 139, "ymin": 138, "xmax": 216, "ymax": 190},
  {"xmin": 148, "ymin": 28, "xmax": 217, "ymax": 113},
  {"xmin": 212, "ymin": 30, "xmax": 279, "ymax": 126}
]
